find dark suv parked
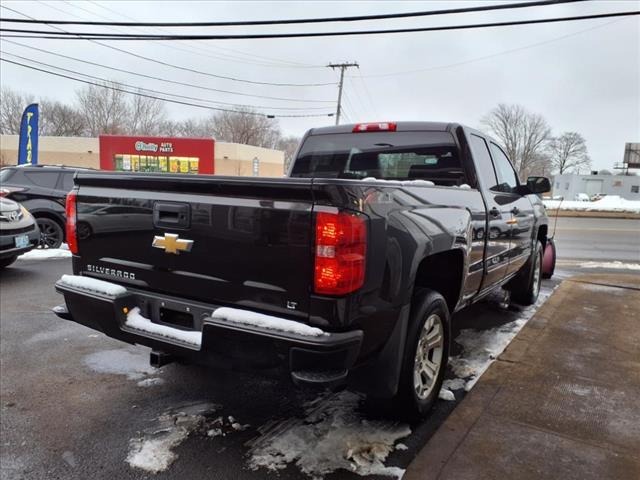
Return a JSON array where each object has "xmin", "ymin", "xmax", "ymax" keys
[{"xmin": 0, "ymin": 165, "xmax": 92, "ymax": 248}]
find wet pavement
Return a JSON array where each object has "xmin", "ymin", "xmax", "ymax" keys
[{"xmin": 0, "ymin": 250, "xmax": 634, "ymax": 480}]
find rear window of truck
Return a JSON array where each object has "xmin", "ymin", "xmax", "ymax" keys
[{"xmin": 291, "ymin": 131, "xmax": 466, "ymax": 186}]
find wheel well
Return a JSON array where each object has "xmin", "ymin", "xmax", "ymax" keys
[
  {"xmin": 414, "ymin": 250, "xmax": 464, "ymax": 312},
  {"xmin": 32, "ymin": 212, "xmax": 66, "ymax": 239},
  {"xmin": 537, "ymin": 225, "xmax": 548, "ymax": 248}
]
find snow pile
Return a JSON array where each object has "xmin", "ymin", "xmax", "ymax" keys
[
  {"xmin": 579, "ymin": 261, "xmax": 640, "ymax": 271},
  {"xmin": 58, "ymin": 274, "xmax": 126, "ymax": 296},
  {"xmin": 19, "ymin": 246, "xmax": 72, "ymax": 260},
  {"xmin": 247, "ymin": 391, "xmax": 410, "ymax": 479},
  {"xmin": 212, "ymin": 307, "xmax": 326, "ymax": 337},
  {"xmin": 543, "ymin": 195, "xmax": 640, "ymax": 213},
  {"xmin": 446, "ymin": 286, "xmax": 554, "ymax": 392},
  {"xmin": 127, "ymin": 402, "xmax": 218, "ymax": 473},
  {"xmin": 84, "ymin": 347, "xmax": 158, "ymax": 380},
  {"xmin": 125, "ymin": 307, "xmax": 202, "ymax": 347}
]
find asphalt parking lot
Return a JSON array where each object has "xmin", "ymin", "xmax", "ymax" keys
[{"xmin": 1, "ymin": 216, "xmax": 637, "ymax": 480}]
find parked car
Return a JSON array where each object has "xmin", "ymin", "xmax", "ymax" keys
[
  {"xmin": 0, "ymin": 165, "xmax": 92, "ymax": 248},
  {"xmin": 53, "ymin": 122, "xmax": 550, "ymax": 418},
  {"xmin": 0, "ymin": 198, "xmax": 40, "ymax": 269}
]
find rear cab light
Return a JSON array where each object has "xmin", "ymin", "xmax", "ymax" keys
[
  {"xmin": 353, "ymin": 122, "xmax": 397, "ymax": 133},
  {"xmin": 65, "ymin": 190, "xmax": 78, "ymax": 254},
  {"xmin": 314, "ymin": 209, "xmax": 367, "ymax": 296}
]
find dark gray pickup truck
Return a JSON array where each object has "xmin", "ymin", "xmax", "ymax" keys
[{"xmin": 54, "ymin": 121, "xmax": 550, "ymax": 417}]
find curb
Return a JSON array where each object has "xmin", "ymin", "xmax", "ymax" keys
[{"xmin": 544, "ymin": 209, "xmax": 640, "ymax": 220}]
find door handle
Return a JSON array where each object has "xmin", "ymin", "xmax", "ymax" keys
[
  {"xmin": 511, "ymin": 207, "xmax": 520, "ymax": 215},
  {"xmin": 489, "ymin": 207, "xmax": 500, "ymax": 218}
]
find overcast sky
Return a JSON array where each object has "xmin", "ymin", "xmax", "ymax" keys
[{"xmin": 1, "ymin": 0, "xmax": 638, "ymax": 171}]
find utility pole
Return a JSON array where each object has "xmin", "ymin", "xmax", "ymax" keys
[{"xmin": 327, "ymin": 62, "xmax": 359, "ymax": 125}]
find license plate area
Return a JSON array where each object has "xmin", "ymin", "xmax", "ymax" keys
[
  {"xmin": 14, "ymin": 235, "xmax": 29, "ymax": 249},
  {"xmin": 159, "ymin": 307, "xmax": 194, "ymax": 329}
]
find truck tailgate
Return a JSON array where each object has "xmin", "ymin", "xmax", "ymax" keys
[{"xmin": 73, "ymin": 174, "xmax": 315, "ymax": 318}]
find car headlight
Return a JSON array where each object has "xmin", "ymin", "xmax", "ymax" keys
[{"xmin": 19, "ymin": 205, "xmax": 32, "ymax": 219}]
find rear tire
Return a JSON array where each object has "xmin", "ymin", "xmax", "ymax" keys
[
  {"xmin": 36, "ymin": 217, "xmax": 64, "ymax": 249},
  {"xmin": 0, "ymin": 256, "xmax": 18, "ymax": 269},
  {"xmin": 509, "ymin": 241, "xmax": 543, "ymax": 306},
  {"xmin": 395, "ymin": 288, "xmax": 449, "ymax": 419}
]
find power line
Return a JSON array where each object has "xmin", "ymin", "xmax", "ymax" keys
[
  {"xmin": 0, "ymin": 0, "xmax": 586, "ymax": 26},
  {"xmin": 0, "ymin": 57, "xmax": 335, "ymax": 119},
  {"xmin": 0, "ymin": 50, "xmax": 331, "ymax": 111},
  {"xmin": 2, "ymin": 11, "xmax": 636, "ymax": 40},
  {"xmin": 82, "ymin": 0, "xmax": 324, "ymax": 69},
  {"xmin": 52, "ymin": 0, "xmax": 322, "ymax": 69},
  {"xmin": 0, "ymin": 39, "xmax": 332, "ymax": 104},
  {"xmin": 0, "ymin": 4, "xmax": 335, "ymax": 88},
  {"xmin": 355, "ymin": 17, "xmax": 628, "ymax": 78}
]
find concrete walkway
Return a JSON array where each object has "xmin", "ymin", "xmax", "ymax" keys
[{"xmin": 405, "ymin": 273, "xmax": 640, "ymax": 480}]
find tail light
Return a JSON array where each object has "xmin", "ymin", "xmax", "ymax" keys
[
  {"xmin": 314, "ymin": 210, "xmax": 367, "ymax": 296},
  {"xmin": 65, "ymin": 191, "xmax": 78, "ymax": 254}
]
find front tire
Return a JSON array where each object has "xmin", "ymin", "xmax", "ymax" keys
[
  {"xmin": 396, "ymin": 288, "xmax": 450, "ymax": 419},
  {"xmin": 509, "ymin": 240, "xmax": 543, "ymax": 306}
]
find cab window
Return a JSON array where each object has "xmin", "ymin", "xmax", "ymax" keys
[{"xmin": 489, "ymin": 143, "xmax": 519, "ymax": 193}]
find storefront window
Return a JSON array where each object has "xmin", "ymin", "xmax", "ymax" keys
[{"xmin": 114, "ymin": 154, "xmax": 199, "ymax": 174}]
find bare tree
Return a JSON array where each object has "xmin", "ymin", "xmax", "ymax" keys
[
  {"xmin": 277, "ymin": 135, "xmax": 301, "ymax": 172},
  {"xmin": 0, "ymin": 87, "xmax": 34, "ymax": 134},
  {"xmin": 548, "ymin": 132, "xmax": 591, "ymax": 174},
  {"xmin": 210, "ymin": 109, "xmax": 281, "ymax": 148},
  {"xmin": 39, "ymin": 100, "xmax": 85, "ymax": 136},
  {"xmin": 127, "ymin": 92, "xmax": 166, "ymax": 135},
  {"xmin": 75, "ymin": 82, "xmax": 129, "ymax": 136},
  {"xmin": 481, "ymin": 104, "xmax": 552, "ymax": 179}
]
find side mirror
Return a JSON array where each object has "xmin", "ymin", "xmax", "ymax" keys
[{"xmin": 526, "ymin": 176, "xmax": 551, "ymax": 194}]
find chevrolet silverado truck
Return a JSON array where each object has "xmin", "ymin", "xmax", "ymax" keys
[{"xmin": 53, "ymin": 122, "xmax": 550, "ymax": 417}]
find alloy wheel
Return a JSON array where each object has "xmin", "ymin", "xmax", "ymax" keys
[{"xmin": 413, "ymin": 313, "xmax": 444, "ymax": 400}]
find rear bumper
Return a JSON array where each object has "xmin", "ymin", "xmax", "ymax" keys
[{"xmin": 54, "ymin": 279, "xmax": 363, "ymax": 386}]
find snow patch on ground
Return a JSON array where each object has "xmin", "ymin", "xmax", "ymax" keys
[
  {"xmin": 438, "ymin": 388, "xmax": 455, "ymax": 401},
  {"xmin": 247, "ymin": 391, "xmax": 410, "ymax": 479},
  {"xmin": 578, "ymin": 261, "xmax": 640, "ymax": 271},
  {"xmin": 136, "ymin": 377, "xmax": 165, "ymax": 388},
  {"xmin": 447, "ymin": 286, "xmax": 554, "ymax": 392},
  {"xmin": 125, "ymin": 307, "xmax": 203, "ymax": 346},
  {"xmin": 19, "ymin": 245, "xmax": 71, "ymax": 260},
  {"xmin": 212, "ymin": 307, "xmax": 326, "ymax": 337},
  {"xmin": 543, "ymin": 195, "xmax": 640, "ymax": 213},
  {"xmin": 58, "ymin": 274, "xmax": 126, "ymax": 296},
  {"xmin": 84, "ymin": 347, "xmax": 158, "ymax": 380},
  {"xmin": 127, "ymin": 402, "xmax": 218, "ymax": 473}
]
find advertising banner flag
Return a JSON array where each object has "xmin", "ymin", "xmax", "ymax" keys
[{"xmin": 18, "ymin": 103, "xmax": 39, "ymax": 165}]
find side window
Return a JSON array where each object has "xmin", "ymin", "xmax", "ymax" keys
[
  {"xmin": 489, "ymin": 143, "xmax": 519, "ymax": 193},
  {"xmin": 24, "ymin": 171, "xmax": 60, "ymax": 189},
  {"xmin": 60, "ymin": 172, "xmax": 75, "ymax": 192},
  {"xmin": 468, "ymin": 134, "xmax": 498, "ymax": 190}
]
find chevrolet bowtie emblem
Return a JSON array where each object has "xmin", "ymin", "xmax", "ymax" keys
[{"xmin": 152, "ymin": 233, "xmax": 194, "ymax": 255}]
